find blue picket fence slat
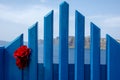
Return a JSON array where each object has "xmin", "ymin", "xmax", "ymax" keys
[
  {"xmin": 75, "ymin": 10, "xmax": 85, "ymax": 80},
  {"xmin": 90, "ymin": 23, "xmax": 100, "ymax": 80},
  {"xmin": 59, "ymin": 1, "xmax": 69, "ymax": 80},
  {"xmin": 28, "ymin": 22, "xmax": 38, "ymax": 80},
  {"xmin": 44, "ymin": 10, "xmax": 53, "ymax": 80},
  {"xmin": 4, "ymin": 34, "xmax": 23, "ymax": 80},
  {"xmin": 106, "ymin": 35, "xmax": 120, "ymax": 80},
  {"xmin": 0, "ymin": 47, "xmax": 4, "ymax": 80}
]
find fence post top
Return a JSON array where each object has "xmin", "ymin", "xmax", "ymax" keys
[
  {"xmin": 44, "ymin": 10, "xmax": 54, "ymax": 18},
  {"xmin": 28, "ymin": 22, "xmax": 38, "ymax": 31},
  {"xmin": 90, "ymin": 22, "xmax": 100, "ymax": 31},
  {"xmin": 5, "ymin": 34, "xmax": 23, "ymax": 48},
  {"xmin": 60, "ymin": 1, "xmax": 69, "ymax": 6},
  {"xmin": 75, "ymin": 10, "xmax": 85, "ymax": 18}
]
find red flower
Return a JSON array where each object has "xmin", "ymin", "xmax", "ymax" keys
[{"xmin": 14, "ymin": 45, "xmax": 30, "ymax": 69}]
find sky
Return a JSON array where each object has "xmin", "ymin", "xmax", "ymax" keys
[{"xmin": 0, "ymin": 0, "xmax": 120, "ymax": 41}]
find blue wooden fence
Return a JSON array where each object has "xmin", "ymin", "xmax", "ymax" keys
[
  {"xmin": 0, "ymin": 1, "xmax": 120, "ymax": 80},
  {"xmin": 90, "ymin": 23, "xmax": 100, "ymax": 80},
  {"xmin": 59, "ymin": 2, "xmax": 69, "ymax": 80},
  {"xmin": 75, "ymin": 10, "xmax": 85, "ymax": 80},
  {"xmin": 44, "ymin": 10, "xmax": 53, "ymax": 80}
]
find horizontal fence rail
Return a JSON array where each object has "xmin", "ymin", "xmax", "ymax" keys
[{"xmin": 0, "ymin": 1, "xmax": 119, "ymax": 80}]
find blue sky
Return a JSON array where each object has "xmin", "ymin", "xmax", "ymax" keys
[{"xmin": 0, "ymin": 0, "xmax": 120, "ymax": 41}]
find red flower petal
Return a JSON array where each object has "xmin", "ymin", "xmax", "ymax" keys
[{"xmin": 14, "ymin": 45, "xmax": 30, "ymax": 69}]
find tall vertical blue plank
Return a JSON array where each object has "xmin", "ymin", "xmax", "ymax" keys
[
  {"xmin": 59, "ymin": 1, "xmax": 69, "ymax": 80},
  {"xmin": 75, "ymin": 10, "xmax": 85, "ymax": 80},
  {"xmin": 90, "ymin": 23, "xmax": 100, "ymax": 80},
  {"xmin": 28, "ymin": 22, "xmax": 38, "ymax": 80},
  {"xmin": 106, "ymin": 35, "xmax": 120, "ymax": 80},
  {"xmin": 4, "ymin": 34, "xmax": 23, "ymax": 80},
  {"xmin": 44, "ymin": 10, "xmax": 53, "ymax": 80},
  {"xmin": 0, "ymin": 47, "xmax": 4, "ymax": 80}
]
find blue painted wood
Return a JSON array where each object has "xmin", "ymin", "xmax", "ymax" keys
[
  {"xmin": 38, "ymin": 63, "xmax": 107, "ymax": 80},
  {"xmin": 84, "ymin": 64, "xmax": 90, "ymax": 80},
  {"xmin": 38, "ymin": 64, "xmax": 44, "ymax": 80},
  {"xmin": 100, "ymin": 65, "xmax": 107, "ymax": 80},
  {"xmin": 75, "ymin": 10, "xmax": 85, "ymax": 80},
  {"xmin": 44, "ymin": 10, "xmax": 53, "ymax": 80},
  {"xmin": 90, "ymin": 23, "xmax": 100, "ymax": 80},
  {"xmin": 106, "ymin": 35, "xmax": 120, "ymax": 80},
  {"xmin": 59, "ymin": 1, "xmax": 69, "ymax": 80},
  {"xmin": 0, "ymin": 47, "xmax": 4, "ymax": 80},
  {"xmin": 68, "ymin": 64, "xmax": 74, "ymax": 80},
  {"xmin": 28, "ymin": 22, "xmax": 38, "ymax": 80},
  {"xmin": 4, "ymin": 34, "xmax": 23, "ymax": 80},
  {"xmin": 53, "ymin": 64, "xmax": 59, "ymax": 80}
]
